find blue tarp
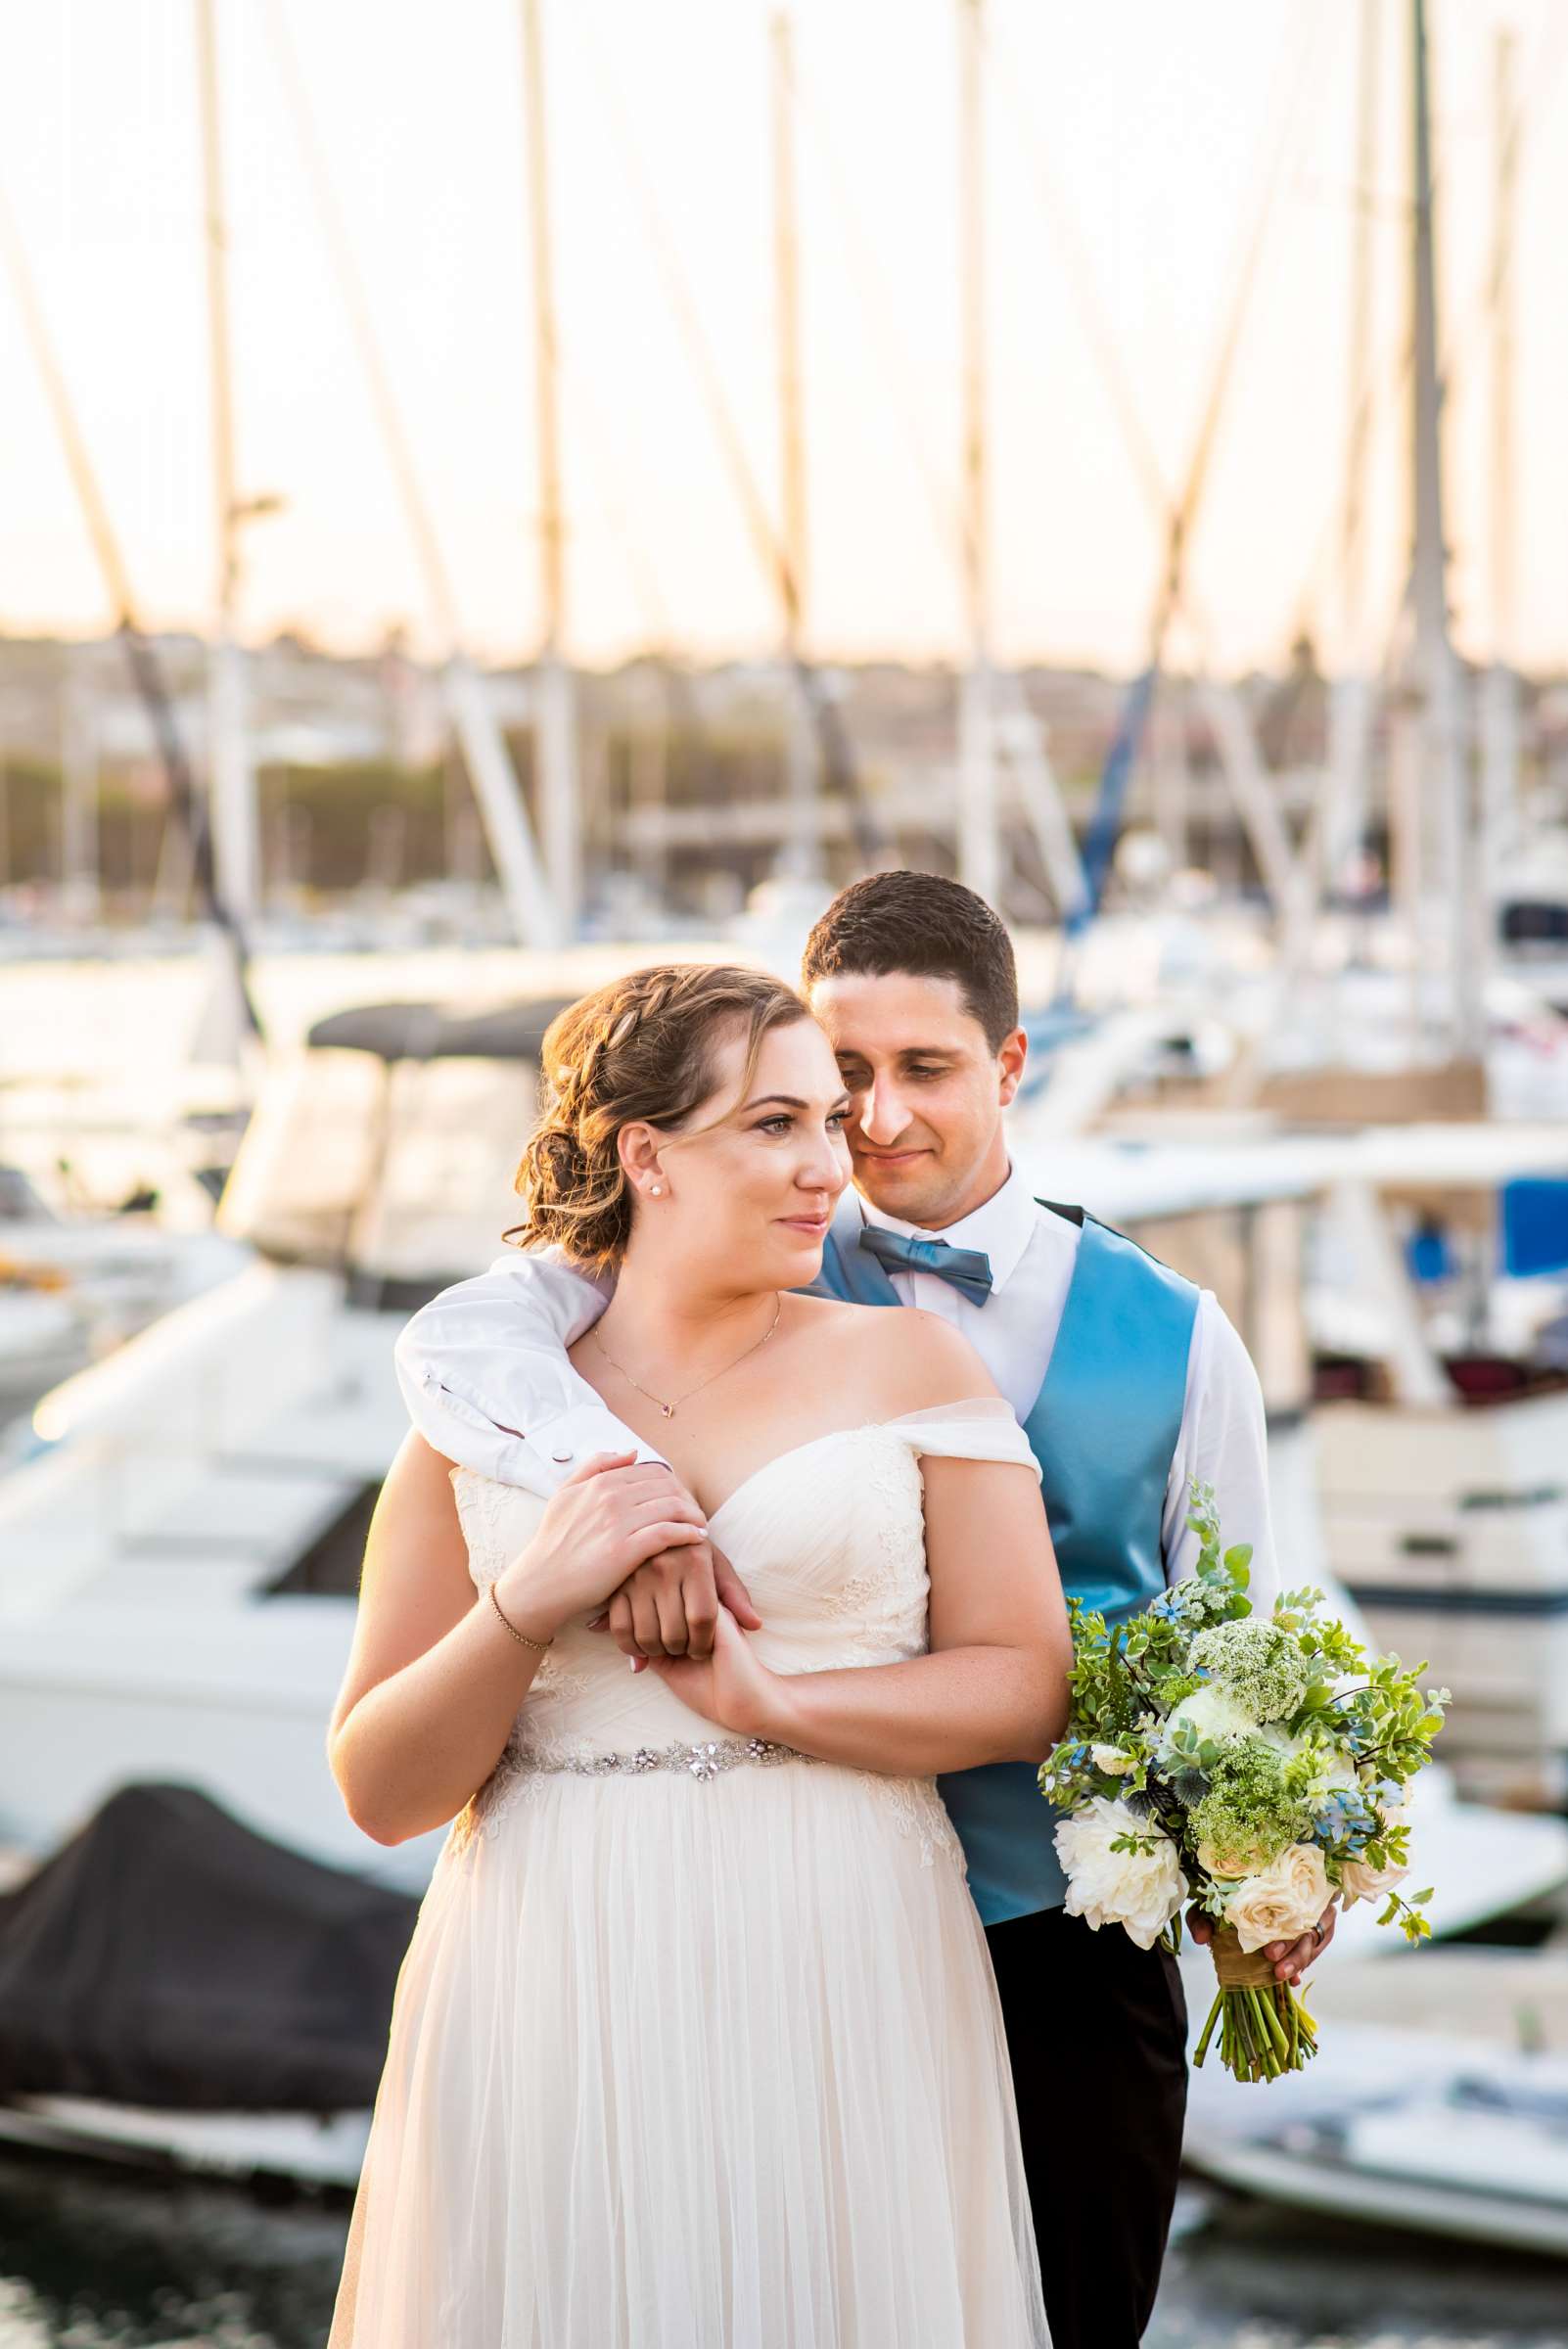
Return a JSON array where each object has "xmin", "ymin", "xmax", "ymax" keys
[{"xmin": 1501, "ymin": 1177, "xmax": 1568, "ymax": 1279}]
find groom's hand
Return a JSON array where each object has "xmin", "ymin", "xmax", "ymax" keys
[
  {"xmin": 586, "ymin": 1537, "xmax": 762, "ymax": 1666},
  {"xmin": 1188, "ymin": 1901, "xmax": 1339, "ymax": 1986}
]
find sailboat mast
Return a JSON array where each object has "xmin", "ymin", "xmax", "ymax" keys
[
  {"xmin": 520, "ymin": 0, "xmax": 580, "ymax": 930},
  {"xmin": 1324, "ymin": 0, "xmax": 1381, "ymax": 893},
  {"xmin": 60, "ymin": 650, "xmax": 100, "ymax": 923},
  {"xmin": 1481, "ymin": 27, "xmax": 1521, "ymax": 892},
  {"xmin": 1342, "ymin": 1, "xmax": 1380, "ymax": 660},
  {"xmin": 265, "ymin": 2, "xmax": 557, "ymax": 949},
  {"xmin": 956, "ymin": 0, "xmax": 998, "ymax": 905},
  {"xmin": 1405, "ymin": 0, "xmax": 1479, "ymax": 1056},
  {"xmin": 195, "ymin": 0, "xmax": 258, "ymax": 924},
  {"xmin": 771, "ymin": 5, "xmax": 820, "ymax": 879}
]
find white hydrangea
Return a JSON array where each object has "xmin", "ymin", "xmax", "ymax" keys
[
  {"xmin": 1055, "ymin": 1796, "xmax": 1189, "ymax": 1952},
  {"xmin": 1260, "ymin": 1722, "xmax": 1357, "ymax": 1803},
  {"xmin": 1162, "ymin": 1683, "xmax": 1259, "ymax": 1754}
]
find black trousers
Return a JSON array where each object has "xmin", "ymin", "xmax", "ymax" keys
[{"xmin": 985, "ymin": 1905, "xmax": 1188, "ymax": 2349}]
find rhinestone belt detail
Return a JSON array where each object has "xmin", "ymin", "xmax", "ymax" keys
[{"xmin": 519, "ymin": 1735, "xmax": 810, "ymax": 1782}]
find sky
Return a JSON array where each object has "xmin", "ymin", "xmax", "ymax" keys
[{"xmin": 2, "ymin": 0, "xmax": 1566, "ymax": 678}]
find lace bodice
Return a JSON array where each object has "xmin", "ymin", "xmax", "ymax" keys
[{"xmin": 447, "ymin": 1403, "xmax": 1038, "ymax": 1843}]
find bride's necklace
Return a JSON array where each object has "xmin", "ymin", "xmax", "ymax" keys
[{"xmin": 590, "ymin": 1294, "xmax": 783, "ymax": 1420}]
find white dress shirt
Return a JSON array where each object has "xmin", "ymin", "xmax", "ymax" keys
[
  {"xmin": 854, "ymin": 1165, "xmax": 1277, "ymax": 1607},
  {"xmin": 394, "ymin": 1167, "xmax": 1278, "ymax": 1612}
]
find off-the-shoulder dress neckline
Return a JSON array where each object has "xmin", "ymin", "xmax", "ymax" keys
[{"xmin": 451, "ymin": 1401, "xmax": 1027, "ymax": 1528}]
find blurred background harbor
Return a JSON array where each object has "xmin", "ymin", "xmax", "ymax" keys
[{"xmin": 5, "ymin": 0, "xmax": 1568, "ymax": 2341}]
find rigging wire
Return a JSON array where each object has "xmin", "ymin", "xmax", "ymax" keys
[
  {"xmin": 993, "ymin": 3, "xmax": 1321, "ymax": 670},
  {"xmin": 984, "ymin": 13, "xmax": 1173, "ymax": 535},
  {"xmin": 558, "ymin": 346, "xmax": 716, "ymax": 754},
  {"xmin": 1147, "ymin": 7, "xmax": 1326, "ymax": 656},
  {"xmin": 0, "ymin": 165, "xmax": 261, "ymax": 1032},
  {"xmin": 263, "ymin": 0, "xmax": 566, "ymax": 947},
  {"xmin": 1051, "ymin": 3, "xmax": 1323, "ymax": 971},
  {"xmin": 785, "ymin": 47, "xmax": 962, "ymax": 587},
  {"xmin": 571, "ymin": 4, "xmax": 880, "ymax": 859},
  {"xmin": 1287, "ymin": 0, "xmax": 1568, "ymax": 679},
  {"xmin": 262, "ymin": 0, "xmax": 464, "ymax": 647}
]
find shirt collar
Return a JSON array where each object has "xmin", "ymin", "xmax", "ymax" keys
[{"xmin": 856, "ymin": 1163, "xmax": 1038, "ymax": 1295}]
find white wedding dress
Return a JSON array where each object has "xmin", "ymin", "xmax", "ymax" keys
[{"xmin": 329, "ymin": 1403, "xmax": 1048, "ymax": 2348}]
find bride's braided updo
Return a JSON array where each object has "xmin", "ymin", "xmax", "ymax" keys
[{"xmin": 508, "ymin": 962, "xmax": 808, "ymax": 1273}]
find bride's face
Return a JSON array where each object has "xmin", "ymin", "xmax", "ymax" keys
[{"xmin": 628, "ymin": 1017, "xmax": 852, "ymax": 1285}]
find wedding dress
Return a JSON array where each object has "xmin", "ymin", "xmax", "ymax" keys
[{"xmin": 328, "ymin": 1402, "xmax": 1048, "ymax": 2347}]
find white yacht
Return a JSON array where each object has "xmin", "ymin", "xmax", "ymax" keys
[
  {"xmin": 0, "ymin": 996, "xmax": 568, "ymax": 1886},
  {"xmin": 0, "ymin": 1165, "xmax": 249, "ymax": 1462},
  {"xmin": 1303, "ymin": 1125, "xmax": 1568, "ymax": 1812}
]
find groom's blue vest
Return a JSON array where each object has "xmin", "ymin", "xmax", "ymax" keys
[{"xmin": 813, "ymin": 1199, "xmax": 1199, "ymax": 1924}]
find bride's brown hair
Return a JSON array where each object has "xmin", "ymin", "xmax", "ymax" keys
[{"xmin": 507, "ymin": 962, "xmax": 808, "ymax": 1273}]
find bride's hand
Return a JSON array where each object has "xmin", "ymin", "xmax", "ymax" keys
[
  {"xmin": 646, "ymin": 1607, "xmax": 780, "ymax": 1739},
  {"xmin": 494, "ymin": 1453, "xmax": 709, "ymax": 1642}
]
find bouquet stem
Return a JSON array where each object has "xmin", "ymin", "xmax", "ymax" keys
[{"xmin": 1192, "ymin": 1925, "xmax": 1317, "ymax": 2083}]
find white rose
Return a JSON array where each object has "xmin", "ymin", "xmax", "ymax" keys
[
  {"xmin": 1338, "ymin": 1853, "xmax": 1408, "ymax": 1909},
  {"xmin": 1092, "ymin": 1744, "xmax": 1134, "ymax": 1777},
  {"xmin": 1163, "ymin": 1685, "xmax": 1259, "ymax": 1753},
  {"xmin": 1223, "ymin": 1843, "xmax": 1331, "ymax": 1954},
  {"xmin": 1054, "ymin": 1797, "xmax": 1189, "ymax": 1953},
  {"xmin": 1196, "ymin": 1834, "xmax": 1272, "ymax": 1881}
]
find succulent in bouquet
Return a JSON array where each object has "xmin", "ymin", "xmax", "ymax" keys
[{"xmin": 1038, "ymin": 1485, "xmax": 1448, "ymax": 2084}]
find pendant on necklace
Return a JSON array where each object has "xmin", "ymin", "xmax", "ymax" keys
[{"xmin": 661, "ymin": 1403, "xmax": 675, "ymax": 1418}]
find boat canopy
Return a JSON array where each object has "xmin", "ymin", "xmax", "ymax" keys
[
  {"xmin": 306, "ymin": 996, "xmax": 573, "ymax": 1064},
  {"xmin": 220, "ymin": 996, "xmax": 570, "ymax": 1287}
]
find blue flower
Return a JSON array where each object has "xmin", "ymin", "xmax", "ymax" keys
[{"xmin": 1310, "ymin": 1784, "xmax": 1379, "ymax": 1854}]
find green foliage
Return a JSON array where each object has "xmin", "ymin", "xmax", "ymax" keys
[{"xmin": 1039, "ymin": 1476, "xmax": 1451, "ymax": 2083}]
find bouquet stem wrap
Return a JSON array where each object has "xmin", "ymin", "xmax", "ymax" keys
[
  {"xmin": 1208, "ymin": 1926, "xmax": 1279, "ymax": 1989},
  {"xmin": 1193, "ymin": 1926, "xmax": 1317, "ymax": 2082}
]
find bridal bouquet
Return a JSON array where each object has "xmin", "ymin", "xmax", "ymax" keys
[{"xmin": 1038, "ymin": 1487, "xmax": 1448, "ymax": 2084}]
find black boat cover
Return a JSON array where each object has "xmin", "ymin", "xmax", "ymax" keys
[{"xmin": 0, "ymin": 1783, "xmax": 419, "ymax": 2112}]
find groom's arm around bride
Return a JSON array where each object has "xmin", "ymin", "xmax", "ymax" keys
[{"xmin": 395, "ymin": 869, "xmax": 1323, "ymax": 2349}]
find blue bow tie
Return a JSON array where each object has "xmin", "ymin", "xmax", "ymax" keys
[{"xmin": 857, "ymin": 1223, "xmax": 994, "ymax": 1306}]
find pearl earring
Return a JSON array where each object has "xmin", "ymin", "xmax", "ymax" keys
[{"xmin": 650, "ymin": 1183, "xmax": 663, "ymax": 1197}]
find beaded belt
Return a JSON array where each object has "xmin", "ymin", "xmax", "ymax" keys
[{"xmin": 519, "ymin": 1735, "xmax": 810, "ymax": 1783}]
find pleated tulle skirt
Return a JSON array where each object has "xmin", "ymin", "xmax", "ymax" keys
[{"xmin": 328, "ymin": 1761, "xmax": 1046, "ymax": 2348}]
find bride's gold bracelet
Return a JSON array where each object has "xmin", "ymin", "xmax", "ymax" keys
[{"xmin": 488, "ymin": 1580, "xmax": 555, "ymax": 1654}]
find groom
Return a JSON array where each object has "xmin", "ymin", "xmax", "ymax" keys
[{"xmin": 396, "ymin": 869, "xmax": 1334, "ymax": 2348}]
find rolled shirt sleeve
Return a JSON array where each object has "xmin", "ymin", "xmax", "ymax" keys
[
  {"xmin": 1160, "ymin": 1291, "xmax": 1279, "ymax": 1619},
  {"xmin": 393, "ymin": 1250, "xmax": 613, "ymax": 1482}
]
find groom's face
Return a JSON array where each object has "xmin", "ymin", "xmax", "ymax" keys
[{"xmin": 807, "ymin": 970, "xmax": 1026, "ymax": 1229}]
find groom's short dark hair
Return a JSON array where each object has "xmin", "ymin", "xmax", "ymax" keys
[{"xmin": 802, "ymin": 870, "xmax": 1019, "ymax": 1052}]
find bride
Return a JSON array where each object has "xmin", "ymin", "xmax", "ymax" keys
[{"xmin": 326, "ymin": 962, "xmax": 1070, "ymax": 2348}]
